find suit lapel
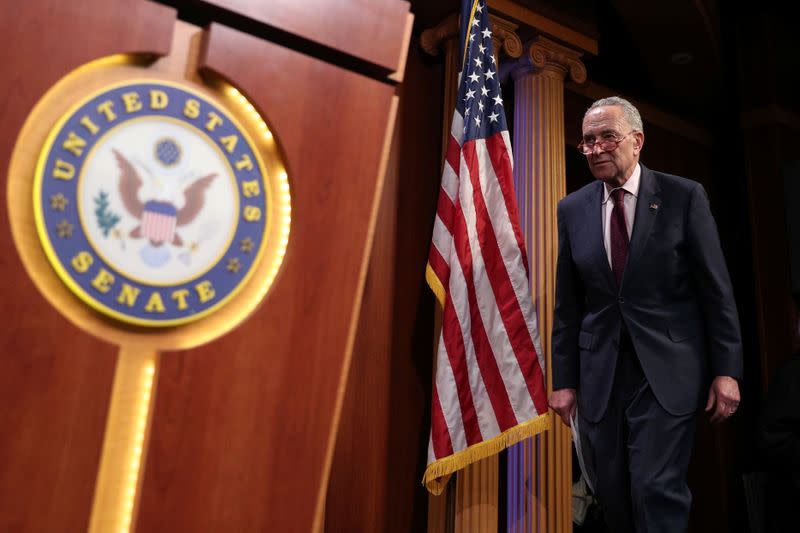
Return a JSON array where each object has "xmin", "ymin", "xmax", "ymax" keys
[{"xmin": 622, "ymin": 164, "xmax": 661, "ymax": 288}]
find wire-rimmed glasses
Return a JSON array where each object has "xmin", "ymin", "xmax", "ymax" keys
[{"xmin": 577, "ymin": 131, "xmax": 634, "ymax": 155}]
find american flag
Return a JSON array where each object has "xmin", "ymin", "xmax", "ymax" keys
[
  {"xmin": 141, "ymin": 200, "xmax": 177, "ymax": 244},
  {"xmin": 424, "ymin": 0, "xmax": 549, "ymax": 494}
]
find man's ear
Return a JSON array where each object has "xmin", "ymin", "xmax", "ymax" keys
[{"xmin": 633, "ymin": 131, "xmax": 645, "ymax": 155}]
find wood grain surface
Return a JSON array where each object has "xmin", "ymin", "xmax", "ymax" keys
[
  {"xmin": 169, "ymin": 0, "xmax": 411, "ymax": 77},
  {"xmin": 1, "ymin": 2, "xmax": 405, "ymax": 531},
  {"xmin": 134, "ymin": 23, "xmax": 398, "ymax": 532},
  {"xmin": 0, "ymin": 3, "xmax": 175, "ymax": 531}
]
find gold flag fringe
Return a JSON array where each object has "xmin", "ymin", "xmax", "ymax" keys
[
  {"xmin": 423, "ymin": 411, "xmax": 552, "ymax": 495},
  {"xmin": 425, "ymin": 263, "xmax": 447, "ymax": 309}
]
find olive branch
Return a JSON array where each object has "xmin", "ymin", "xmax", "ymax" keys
[{"xmin": 94, "ymin": 190, "xmax": 121, "ymax": 237}]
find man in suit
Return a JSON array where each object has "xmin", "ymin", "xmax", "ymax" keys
[{"xmin": 549, "ymin": 96, "xmax": 743, "ymax": 533}]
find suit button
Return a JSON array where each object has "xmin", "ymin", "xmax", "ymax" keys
[{"xmin": 617, "ymin": 297, "xmax": 625, "ymax": 303}]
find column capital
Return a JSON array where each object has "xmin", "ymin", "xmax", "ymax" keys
[
  {"xmin": 420, "ymin": 13, "xmax": 459, "ymax": 56},
  {"xmin": 420, "ymin": 13, "xmax": 522, "ymax": 62},
  {"xmin": 510, "ymin": 36, "xmax": 587, "ymax": 83},
  {"xmin": 490, "ymin": 16, "xmax": 522, "ymax": 61}
]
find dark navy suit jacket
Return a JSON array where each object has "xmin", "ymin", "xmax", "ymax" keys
[{"xmin": 552, "ymin": 164, "xmax": 743, "ymax": 423}]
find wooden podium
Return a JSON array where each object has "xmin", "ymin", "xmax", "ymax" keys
[{"xmin": 0, "ymin": 1, "xmax": 412, "ymax": 531}]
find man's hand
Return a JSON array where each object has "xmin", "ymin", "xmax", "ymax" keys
[
  {"xmin": 549, "ymin": 388, "xmax": 577, "ymax": 427},
  {"xmin": 705, "ymin": 376, "xmax": 740, "ymax": 423}
]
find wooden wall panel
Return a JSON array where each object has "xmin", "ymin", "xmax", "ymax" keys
[
  {"xmin": 173, "ymin": 0, "xmax": 411, "ymax": 75},
  {"xmin": 324, "ymin": 129, "xmax": 398, "ymax": 533},
  {"xmin": 324, "ymin": 41, "xmax": 442, "ymax": 533},
  {"xmin": 135, "ymin": 23, "xmax": 397, "ymax": 532},
  {"xmin": 0, "ymin": 2, "xmax": 174, "ymax": 531}
]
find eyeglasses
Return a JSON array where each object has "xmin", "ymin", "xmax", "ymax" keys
[{"xmin": 577, "ymin": 131, "xmax": 634, "ymax": 155}]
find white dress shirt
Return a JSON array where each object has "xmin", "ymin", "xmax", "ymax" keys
[{"xmin": 602, "ymin": 163, "xmax": 640, "ymax": 267}]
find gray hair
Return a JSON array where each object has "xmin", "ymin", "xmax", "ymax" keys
[{"xmin": 586, "ymin": 96, "xmax": 644, "ymax": 133}]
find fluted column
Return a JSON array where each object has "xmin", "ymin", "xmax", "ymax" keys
[
  {"xmin": 507, "ymin": 36, "xmax": 586, "ymax": 533},
  {"xmin": 421, "ymin": 14, "xmax": 521, "ymax": 533}
]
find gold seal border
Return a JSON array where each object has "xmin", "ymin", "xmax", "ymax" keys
[
  {"xmin": 33, "ymin": 78, "xmax": 274, "ymax": 326},
  {"xmin": 8, "ymin": 54, "xmax": 292, "ymax": 346}
]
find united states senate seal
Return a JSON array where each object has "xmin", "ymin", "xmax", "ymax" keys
[{"xmin": 34, "ymin": 80, "xmax": 274, "ymax": 326}]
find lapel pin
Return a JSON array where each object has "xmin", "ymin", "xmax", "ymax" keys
[{"xmin": 649, "ymin": 201, "xmax": 659, "ymax": 211}]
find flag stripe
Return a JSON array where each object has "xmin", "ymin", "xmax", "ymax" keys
[
  {"xmin": 450, "ymin": 113, "xmax": 465, "ymax": 149},
  {"xmin": 460, "ymin": 140, "xmax": 543, "ymax": 422},
  {"xmin": 436, "ymin": 188, "xmax": 457, "ymax": 236},
  {"xmin": 464, "ymin": 139, "xmax": 549, "ymax": 415},
  {"xmin": 435, "ymin": 340, "xmax": 468, "ymax": 451},
  {"xmin": 431, "ymin": 386, "xmax": 455, "ymax": 458},
  {"xmin": 441, "ymin": 291, "xmax": 484, "ymax": 445},
  {"xmin": 441, "ymin": 138, "xmax": 461, "ymax": 204},
  {"xmin": 428, "ymin": 236, "xmax": 451, "ymax": 289},
  {"xmin": 446, "ymin": 134, "xmax": 462, "ymax": 181},
  {"xmin": 452, "ymin": 184, "xmax": 519, "ymax": 431},
  {"xmin": 444, "ymin": 222, "xmax": 503, "ymax": 441},
  {"xmin": 488, "ymin": 132, "xmax": 530, "ymax": 276},
  {"xmin": 479, "ymin": 136, "xmax": 548, "ymax": 410}
]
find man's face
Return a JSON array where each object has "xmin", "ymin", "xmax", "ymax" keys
[{"xmin": 580, "ymin": 105, "xmax": 643, "ymax": 186}]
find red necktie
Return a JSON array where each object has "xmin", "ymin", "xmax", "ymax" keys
[{"xmin": 610, "ymin": 188, "xmax": 629, "ymax": 286}]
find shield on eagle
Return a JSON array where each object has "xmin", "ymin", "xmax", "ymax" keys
[{"xmin": 140, "ymin": 201, "xmax": 178, "ymax": 244}]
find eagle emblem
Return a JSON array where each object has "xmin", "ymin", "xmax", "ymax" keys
[
  {"xmin": 34, "ymin": 80, "xmax": 282, "ymax": 326},
  {"xmin": 113, "ymin": 145, "xmax": 216, "ymax": 267}
]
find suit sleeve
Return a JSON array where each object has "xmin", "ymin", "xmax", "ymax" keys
[
  {"xmin": 686, "ymin": 184, "xmax": 744, "ymax": 379},
  {"xmin": 552, "ymin": 201, "xmax": 583, "ymax": 390}
]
